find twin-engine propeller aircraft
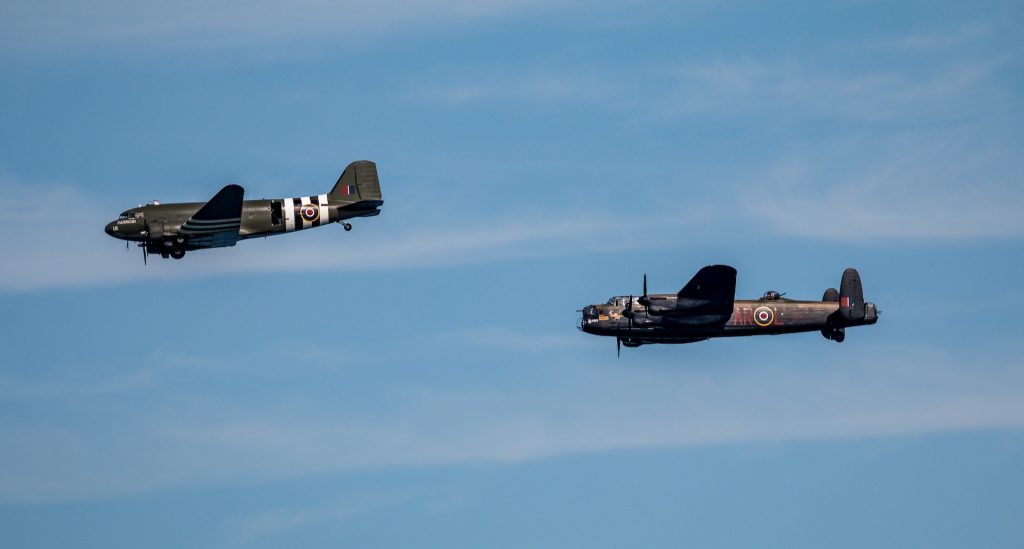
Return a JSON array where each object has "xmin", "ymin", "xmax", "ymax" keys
[
  {"xmin": 579, "ymin": 265, "xmax": 879, "ymax": 355},
  {"xmin": 104, "ymin": 160, "xmax": 383, "ymax": 262}
]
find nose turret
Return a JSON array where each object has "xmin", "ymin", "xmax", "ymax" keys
[{"xmin": 579, "ymin": 305, "xmax": 598, "ymax": 333}]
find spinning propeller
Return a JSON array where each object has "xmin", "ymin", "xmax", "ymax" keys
[
  {"xmin": 137, "ymin": 216, "xmax": 151, "ymax": 266},
  {"xmin": 617, "ymin": 273, "xmax": 653, "ymax": 356}
]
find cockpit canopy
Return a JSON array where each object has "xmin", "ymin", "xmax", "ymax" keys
[
  {"xmin": 118, "ymin": 209, "xmax": 143, "ymax": 220},
  {"xmin": 606, "ymin": 296, "xmax": 632, "ymax": 307},
  {"xmin": 761, "ymin": 290, "xmax": 783, "ymax": 301}
]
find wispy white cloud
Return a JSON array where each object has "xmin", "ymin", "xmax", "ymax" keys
[
  {"xmin": 2, "ymin": 343, "xmax": 1023, "ymax": 503},
  {"xmin": 0, "ymin": 372, "xmax": 154, "ymax": 400},
  {"xmin": 231, "ymin": 492, "xmax": 411, "ymax": 545},
  {"xmin": 449, "ymin": 326, "xmax": 588, "ymax": 351},
  {"xmin": 411, "ymin": 36, "xmax": 1013, "ymax": 124},
  {"xmin": 414, "ymin": 71, "xmax": 624, "ymax": 107},
  {"xmin": 0, "ymin": 173, "xmax": 700, "ymax": 292},
  {"xmin": 0, "ymin": 0, "xmax": 572, "ymax": 56},
  {"xmin": 663, "ymin": 59, "xmax": 1006, "ymax": 122},
  {"xmin": 737, "ymin": 125, "xmax": 1024, "ymax": 241},
  {"xmin": 3, "ymin": 123, "xmax": 1020, "ymax": 294},
  {"xmin": 866, "ymin": 21, "xmax": 994, "ymax": 53}
]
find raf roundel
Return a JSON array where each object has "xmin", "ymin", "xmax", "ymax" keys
[
  {"xmin": 753, "ymin": 306, "xmax": 775, "ymax": 327},
  {"xmin": 300, "ymin": 204, "xmax": 319, "ymax": 222}
]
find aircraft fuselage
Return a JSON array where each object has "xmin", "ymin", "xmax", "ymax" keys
[
  {"xmin": 105, "ymin": 196, "xmax": 382, "ymax": 248},
  {"xmin": 103, "ymin": 160, "xmax": 384, "ymax": 260},
  {"xmin": 580, "ymin": 294, "xmax": 878, "ymax": 347}
]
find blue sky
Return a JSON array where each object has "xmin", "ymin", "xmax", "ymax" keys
[{"xmin": 1, "ymin": 0, "xmax": 1023, "ymax": 546}]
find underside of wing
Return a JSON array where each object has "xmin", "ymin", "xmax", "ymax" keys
[{"xmin": 179, "ymin": 184, "xmax": 244, "ymax": 249}]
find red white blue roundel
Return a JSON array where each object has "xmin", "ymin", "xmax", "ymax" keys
[
  {"xmin": 300, "ymin": 204, "xmax": 319, "ymax": 222},
  {"xmin": 753, "ymin": 306, "xmax": 774, "ymax": 327}
]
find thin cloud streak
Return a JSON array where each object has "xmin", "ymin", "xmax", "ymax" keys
[
  {"xmin": 664, "ymin": 59, "xmax": 1005, "ymax": 122},
  {"xmin": 0, "ymin": 0, "xmax": 572, "ymax": 56},
  {"xmin": 3, "ymin": 136, "xmax": 1021, "ymax": 293},
  {"xmin": 2, "ymin": 344, "xmax": 1023, "ymax": 503},
  {"xmin": 738, "ymin": 126, "xmax": 1024, "ymax": 241},
  {"xmin": 417, "ymin": 57, "xmax": 1009, "ymax": 124},
  {"xmin": 0, "ymin": 173, "xmax": 712, "ymax": 292},
  {"xmin": 231, "ymin": 492, "xmax": 411, "ymax": 545},
  {"xmin": 449, "ymin": 327, "xmax": 589, "ymax": 351}
]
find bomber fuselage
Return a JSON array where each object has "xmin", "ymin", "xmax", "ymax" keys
[{"xmin": 579, "ymin": 293, "xmax": 878, "ymax": 346}]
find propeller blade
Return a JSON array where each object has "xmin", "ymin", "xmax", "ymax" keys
[
  {"xmin": 639, "ymin": 273, "xmax": 651, "ymax": 308},
  {"xmin": 617, "ymin": 337, "xmax": 621, "ymax": 357},
  {"xmin": 143, "ymin": 245, "xmax": 148, "ymax": 266}
]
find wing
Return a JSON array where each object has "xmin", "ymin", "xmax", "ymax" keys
[
  {"xmin": 666, "ymin": 264, "xmax": 737, "ymax": 323},
  {"xmin": 178, "ymin": 184, "xmax": 244, "ymax": 249},
  {"xmin": 677, "ymin": 264, "xmax": 737, "ymax": 304}
]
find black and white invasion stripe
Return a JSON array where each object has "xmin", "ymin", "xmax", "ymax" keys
[{"xmin": 284, "ymin": 194, "xmax": 329, "ymax": 232}]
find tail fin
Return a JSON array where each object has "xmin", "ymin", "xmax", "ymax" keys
[
  {"xmin": 838, "ymin": 268, "xmax": 865, "ymax": 321},
  {"xmin": 329, "ymin": 160, "xmax": 382, "ymax": 203}
]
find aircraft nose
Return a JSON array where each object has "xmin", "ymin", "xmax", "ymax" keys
[
  {"xmin": 578, "ymin": 306, "xmax": 594, "ymax": 332},
  {"xmin": 104, "ymin": 221, "xmax": 119, "ymax": 238}
]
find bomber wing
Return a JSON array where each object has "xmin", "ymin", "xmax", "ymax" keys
[
  {"xmin": 659, "ymin": 264, "xmax": 737, "ymax": 325},
  {"xmin": 677, "ymin": 264, "xmax": 737, "ymax": 308},
  {"xmin": 178, "ymin": 184, "xmax": 244, "ymax": 248}
]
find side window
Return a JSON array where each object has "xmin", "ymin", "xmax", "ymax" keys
[{"xmin": 270, "ymin": 201, "xmax": 283, "ymax": 225}]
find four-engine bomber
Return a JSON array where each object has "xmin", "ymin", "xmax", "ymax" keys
[{"xmin": 579, "ymin": 265, "xmax": 879, "ymax": 354}]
